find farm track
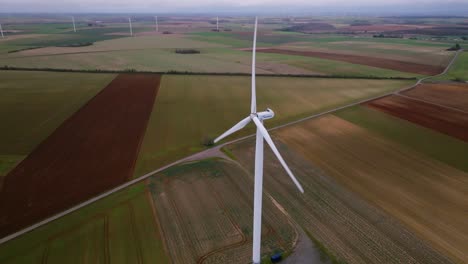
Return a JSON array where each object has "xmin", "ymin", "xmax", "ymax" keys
[
  {"xmin": 0, "ymin": 50, "xmax": 461, "ymax": 246},
  {"xmin": 254, "ymin": 48, "xmax": 445, "ymax": 75},
  {"xmin": 366, "ymin": 95, "xmax": 468, "ymax": 142},
  {"xmin": 0, "ymin": 74, "xmax": 161, "ymax": 237},
  {"xmin": 146, "ymin": 188, "xmax": 172, "ymax": 264}
]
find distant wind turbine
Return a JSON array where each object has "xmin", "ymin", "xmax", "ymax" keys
[
  {"xmin": 213, "ymin": 17, "xmax": 304, "ymax": 264},
  {"xmin": 72, "ymin": 16, "xmax": 76, "ymax": 32},
  {"xmin": 128, "ymin": 17, "xmax": 133, "ymax": 36},
  {"xmin": 154, "ymin": 16, "xmax": 159, "ymax": 32},
  {"xmin": 216, "ymin": 16, "xmax": 219, "ymax": 31},
  {"xmin": 0, "ymin": 23, "xmax": 4, "ymax": 39}
]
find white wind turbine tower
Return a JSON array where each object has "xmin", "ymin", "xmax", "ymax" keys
[
  {"xmin": 213, "ymin": 17, "xmax": 304, "ymax": 264},
  {"xmin": 72, "ymin": 16, "xmax": 76, "ymax": 32},
  {"xmin": 216, "ymin": 16, "xmax": 219, "ymax": 31},
  {"xmin": 154, "ymin": 16, "xmax": 159, "ymax": 32},
  {"xmin": 128, "ymin": 17, "xmax": 133, "ymax": 36},
  {"xmin": 0, "ymin": 23, "xmax": 4, "ymax": 39}
]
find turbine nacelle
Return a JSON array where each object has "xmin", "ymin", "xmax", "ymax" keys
[{"xmin": 253, "ymin": 108, "xmax": 274, "ymax": 121}]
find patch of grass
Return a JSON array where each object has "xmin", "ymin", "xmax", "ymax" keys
[{"xmin": 335, "ymin": 106, "xmax": 468, "ymax": 172}]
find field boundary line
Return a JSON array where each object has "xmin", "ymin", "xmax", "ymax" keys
[
  {"xmin": 0, "ymin": 66, "xmax": 417, "ymax": 80},
  {"xmin": 0, "ymin": 50, "xmax": 461, "ymax": 246}
]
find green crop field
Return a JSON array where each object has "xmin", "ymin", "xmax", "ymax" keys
[
  {"xmin": 0, "ymin": 183, "xmax": 169, "ymax": 264},
  {"xmin": 134, "ymin": 75, "xmax": 413, "ymax": 176},
  {"xmin": 432, "ymin": 51, "xmax": 468, "ymax": 81},
  {"xmin": 0, "ymin": 71, "xmax": 115, "ymax": 176},
  {"xmin": 0, "ymin": 26, "xmax": 154, "ymax": 53}
]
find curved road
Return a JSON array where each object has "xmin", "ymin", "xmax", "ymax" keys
[{"xmin": 0, "ymin": 49, "xmax": 462, "ymax": 245}]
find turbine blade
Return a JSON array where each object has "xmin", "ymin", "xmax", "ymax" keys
[
  {"xmin": 252, "ymin": 117, "xmax": 304, "ymax": 193},
  {"xmin": 214, "ymin": 116, "xmax": 252, "ymax": 143},
  {"xmin": 251, "ymin": 17, "xmax": 258, "ymax": 113}
]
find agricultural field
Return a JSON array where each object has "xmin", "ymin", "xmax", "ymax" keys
[
  {"xmin": 134, "ymin": 75, "xmax": 413, "ymax": 176},
  {"xmin": 0, "ymin": 182, "xmax": 169, "ymax": 264},
  {"xmin": 1, "ymin": 15, "xmax": 460, "ymax": 77},
  {"xmin": 402, "ymin": 83, "xmax": 468, "ymax": 112},
  {"xmin": 0, "ymin": 70, "xmax": 115, "ymax": 178},
  {"xmin": 256, "ymin": 48, "xmax": 443, "ymax": 75},
  {"xmin": 336, "ymin": 105, "xmax": 468, "ymax": 172},
  {"xmin": 366, "ymin": 94, "xmax": 468, "ymax": 142},
  {"xmin": 431, "ymin": 51, "xmax": 468, "ymax": 81},
  {"xmin": 253, "ymin": 115, "xmax": 467, "ymax": 263},
  {"xmin": 277, "ymin": 39, "xmax": 453, "ymax": 67},
  {"xmin": 149, "ymin": 159, "xmax": 297, "ymax": 263},
  {"xmin": 0, "ymin": 158, "xmax": 296, "ymax": 264},
  {"xmin": 0, "ymin": 36, "xmax": 424, "ymax": 77},
  {"xmin": 225, "ymin": 117, "xmax": 458, "ymax": 263},
  {"xmin": 1, "ymin": 13, "xmax": 467, "ymax": 264},
  {"xmin": 0, "ymin": 74, "xmax": 160, "ymax": 237}
]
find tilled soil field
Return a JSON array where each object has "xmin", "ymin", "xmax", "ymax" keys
[
  {"xmin": 366, "ymin": 94, "xmax": 468, "ymax": 142},
  {"xmin": 0, "ymin": 74, "xmax": 160, "ymax": 237},
  {"xmin": 255, "ymin": 48, "xmax": 443, "ymax": 75},
  {"xmin": 148, "ymin": 159, "xmax": 297, "ymax": 264},
  {"xmin": 227, "ymin": 118, "xmax": 459, "ymax": 263},
  {"xmin": 403, "ymin": 83, "xmax": 468, "ymax": 112}
]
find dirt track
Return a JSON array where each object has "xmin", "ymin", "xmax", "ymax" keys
[
  {"xmin": 0, "ymin": 74, "xmax": 160, "ymax": 237},
  {"xmin": 255, "ymin": 48, "xmax": 444, "ymax": 75},
  {"xmin": 366, "ymin": 95, "xmax": 468, "ymax": 142}
]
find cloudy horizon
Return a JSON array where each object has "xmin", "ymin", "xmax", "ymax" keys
[{"xmin": 1, "ymin": 0, "xmax": 468, "ymax": 15}]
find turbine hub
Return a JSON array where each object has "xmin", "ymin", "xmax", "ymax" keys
[{"xmin": 255, "ymin": 108, "xmax": 275, "ymax": 121}]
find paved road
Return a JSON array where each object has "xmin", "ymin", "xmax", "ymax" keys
[{"xmin": 0, "ymin": 50, "xmax": 462, "ymax": 245}]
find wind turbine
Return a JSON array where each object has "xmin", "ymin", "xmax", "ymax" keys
[
  {"xmin": 216, "ymin": 16, "xmax": 219, "ymax": 31},
  {"xmin": 213, "ymin": 17, "xmax": 304, "ymax": 264},
  {"xmin": 72, "ymin": 16, "xmax": 76, "ymax": 32},
  {"xmin": 154, "ymin": 16, "xmax": 159, "ymax": 32},
  {"xmin": 0, "ymin": 23, "xmax": 4, "ymax": 39},
  {"xmin": 128, "ymin": 17, "xmax": 133, "ymax": 36}
]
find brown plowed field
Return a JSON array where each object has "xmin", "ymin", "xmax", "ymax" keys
[
  {"xmin": 366, "ymin": 95, "xmax": 468, "ymax": 142},
  {"xmin": 256, "ymin": 48, "xmax": 443, "ymax": 75},
  {"xmin": 404, "ymin": 83, "xmax": 468, "ymax": 112},
  {"xmin": 0, "ymin": 74, "xmax": 160, "ymax": 237}
]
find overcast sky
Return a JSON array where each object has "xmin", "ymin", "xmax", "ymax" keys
[{"xmin": 2, "ymin": 0, "xmax": 468, "ymax": 14}]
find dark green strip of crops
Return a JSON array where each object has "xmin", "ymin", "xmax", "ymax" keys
[{"xmin": 335, "ymin": 105, "xmax": 468, "ymax": 173}]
